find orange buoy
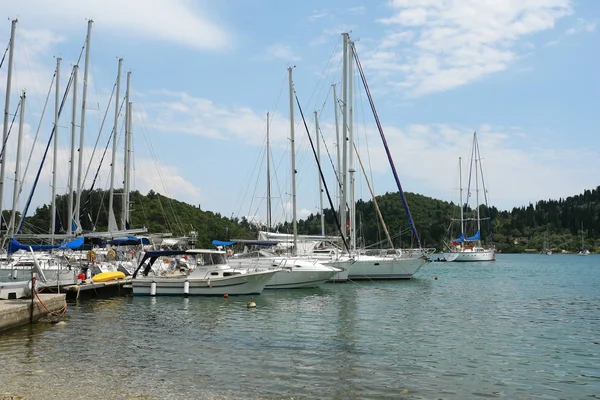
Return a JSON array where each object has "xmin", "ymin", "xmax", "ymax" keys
[{"xmin": 247, "ymin": 297, "xmax": 256, "ymax": 308}]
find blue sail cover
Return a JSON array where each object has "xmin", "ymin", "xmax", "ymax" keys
[
  {"xmin": 107, "ymin": 237, "xmax": 150, "ymax": 246},
  {"xmin": 7, "ymin": 237, "xmax": 85, "ymax": 254},
  {"xmin": 452, "ymin": 234, "xmax": 465, "ymax": 243},
  {"xmin": 465, "ymin": 230, "xmax": 481, "ymax": 241},
  {"xmin": 452, "ymin": 230, "xmax": 481, "ymax": 243}
]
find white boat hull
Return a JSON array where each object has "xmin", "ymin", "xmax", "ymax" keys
[
  {"xmin": 131, "ymin": 270, "xmax": 276, "ymax": 296},
  {"xmin": 328, "ymin": 256, "xmax": 427, "ymax": 280},
  {"xmin": 265, "ymin": 269, "xmax": 337, "ymax": 289},
  {"xmin": 444, "ymin": 248, "xmax": 495, "ymax": 262},
  {"xmin": 228, "ymin": 255, "xmax": 340, "ymax": 288}
]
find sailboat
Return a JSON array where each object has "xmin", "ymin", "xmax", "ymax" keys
[
  {"xmin": 319, "ymin": 33, "xmax": 428, "ymax": 279},
  {"xmin": 578, "ymin": 223, "xmax": 590, "ymax": 256},
  {"xmin": 444, "ymin": 132, "xmax": 495, "ymax": 262},
  {"xmin": 541, "ymin": 232, "xmax": 552, "ymax": 255}
]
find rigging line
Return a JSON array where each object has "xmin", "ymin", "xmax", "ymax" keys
[
  {"xmin": 16, "ymin": 26, "xmax": 43, "ymax": 109},
  {"xmin": 269, "ymin": 71, "xmax": 288, "ymax": 122},
  {"xmin": 0, "ymin": 101, "xmax": 21, "ymax": 161},
  {"xmin": 136, "ymin": 109, "xmax": 174, "ymax": 233},
  {"xmin": 0, "ymin": 40, "xmax": 9, "ymax": 69},
  {"xmin": 17, "ymin": 65, "xmax": 75, "ymax": 233},
  {"xmin": 13, "ymin": 74, "xmax": 55, "ymax": 224},
  {"xmin": 352, "ymin": 42, "xmax": 421, "ymax": 248},
  {"xmin": 475, "ymin": 136, "xmax": 494, "ymax": 240},
  {"xmin": 316, "ymin": 113, "xmax": 341, "ymax": 192},
  {"xmin": 80, "ymin": 84, "xmax": 120, "ymax": 224},
  {"xmin": 353, "ymin": 141, "xmax": 394, "ymax": 248},
  {"xmin": 233, "ymin": 126, "xmax": 268, "ymax": 221},
  {"xmin": 294, "ymin": 89, "xmax": 350, "ymax": 254},
  {"xmin": 306, "ymin": 40, "xmax": 340, "ymax": 112},
  {"xmin": 82, "ymin": 79, "xmax": 118, "ymax": 189},
  {"xmin": 246, "ymin": 141, "xmax": 267, "ymax": 225}
]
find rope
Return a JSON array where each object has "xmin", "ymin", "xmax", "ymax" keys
[{"xmin": 33, "ymin": 282, "xmax": 68, "ymax": 317}]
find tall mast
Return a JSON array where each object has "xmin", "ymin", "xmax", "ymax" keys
[
  {"xmin": 0, "ymin": 19, "xmax": 17, "ymax": 229},
  {"xmin": 75, "ymin": 19, "xmax": 93, "ymax": 229},
  {"xmin": 288, "ymin": 66, "xmax": 297, "ymax": 255},
  {"xmin": 315, "ymin": 111, "xmax": 325, "ymax": 235},
  {"xmin": 108, "ymin": 58, "xmax": 122, "ymax": 232},
  {"xmin": 348, "ymin": 40, "xmax": 356, "ymax": 251},
  {"xmin": 474, "ymin": 132, "xmax": 481, "ymax": 244},
  {"xmin": 121, "ymin": 71, "xmax": 131, "ymax": 230},
  {"xmin": 67, "ymin": 64, "xmax": 78, "ymax": 235},
  {"xmin": 459, "ymin": 156, "xmax": 464, "ymax": 248},
  {"xmin": 266, "ymin": 112, "xmax": 272, "ymax": 230},
  {"xmin": 51, "ymin": 57, "xmax": 61, "ymax": 241},
  {"xmin": 125, "ymin": 100, "xmax": 132, "ymax": 226},
  {"xmin": 9, "ymin": 91, "xmax": 25, "ymax": 237},
  {"xmin": 332, "ymin": 83, "xmax": 341, "ymax": 225},
  {"xmin": 341, "ymin": 32, "xmax": 349, "ymax": 246}
]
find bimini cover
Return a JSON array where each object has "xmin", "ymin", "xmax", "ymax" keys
[{"xmin": 8, "ymin": 236, "xmax": 84, "ymax": 254}]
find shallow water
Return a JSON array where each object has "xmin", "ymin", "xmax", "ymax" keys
[{"xmin": 1, "ymin": 254, "xmax": 599, "ymax": 399}]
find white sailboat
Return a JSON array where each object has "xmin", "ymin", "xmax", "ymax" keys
[
  {"xmin": 444, "ymin": 132, "xmax": 495, "ymax": 262},
  {"xmin": 578, "ymin": 223, "xmax": 590, "ymax": 256},
  {"xmin": 327, "ymin": 33, "xmax": 428, "ymax": 279}
]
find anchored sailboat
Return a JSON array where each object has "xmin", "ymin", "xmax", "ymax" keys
[{"xmin": 445, "ymin": 132, "xmax": 495, "ymax": 262}]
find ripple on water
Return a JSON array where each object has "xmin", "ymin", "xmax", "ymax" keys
[{"xmin": 1, "ymin": 255, "xmax": 600, "ymax": 398}]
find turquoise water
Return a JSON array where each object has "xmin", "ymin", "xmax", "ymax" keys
[{"xmin": 1, "ymin": 254, "xmax": 599, "ymax": 399}]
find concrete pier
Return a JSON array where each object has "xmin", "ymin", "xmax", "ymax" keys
[{"xmin": 0, "ymin": 293, "xmax": 66, "ymax": 333}]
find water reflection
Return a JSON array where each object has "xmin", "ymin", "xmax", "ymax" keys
[{"xmin": 1, "ymin": 256, "xmax": 599, "ymax": 399}]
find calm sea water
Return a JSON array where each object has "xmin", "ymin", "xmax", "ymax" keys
[{"xmin": 1, "ymin": 254, "xmax": 599, "ymax": 399}]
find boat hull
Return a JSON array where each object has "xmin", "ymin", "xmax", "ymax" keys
[
  {"xmin": 444, "ymin": 249, "xmax": 495, "ymax": 262},
  {"xmin": 327, "ymin": 256, "xmax": 427, "ymax": 280},
  {"xmin": 131, "ymin": 270, "xmax": 276, "ymax": 296},
  {"xmin": 265, "ymin": 269, "xmax": 337, "ymax": 289}
]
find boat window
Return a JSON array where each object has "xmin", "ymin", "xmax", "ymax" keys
[{"xmin": 210, "ymin": 272, "xmax": 219, "ymax": 276}]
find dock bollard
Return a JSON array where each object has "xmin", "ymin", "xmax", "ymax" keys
[
  {"xmin": 150, "ymin": 281, "xmax": 157, "ymax": 296},
  {"xmin": 184, "ymin": 280, "xmax": 189, "ymax": 296}
]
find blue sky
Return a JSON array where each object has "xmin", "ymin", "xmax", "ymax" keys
[{"xmin": 1, "ymin": 0, "xmax": 598, "ymax": 228}]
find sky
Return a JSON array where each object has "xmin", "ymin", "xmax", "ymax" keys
[{"xmin": 0, "ymin": 0, "xmax": 598, "ymax": 230}]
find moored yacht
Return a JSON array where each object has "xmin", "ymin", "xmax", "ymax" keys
[
  {"xmin": 131, "ymin": 249, "xmax": 277, "ymax": 296},
  {"xmin": 228, "ymin": 249, "xmax": 341, "ymax": 289}
]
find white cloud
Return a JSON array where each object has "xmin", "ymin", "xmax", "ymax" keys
[
  {"xmin": 348, "ymin": 6, "xmax": 366, "ymax": 14},
  {"xmin": 566, "ymin": 18, "xmax": 597, "ymax": 35},
  {"xmin": 368, "ymin": 0, "xmax": 572, "ymax": 96},
  {"xmin": 308, "ymin": 10, "xmax": 328, "ymax": 21},
  {"xmin": 2, "ymin": 0, "xmax": 232, "ymax": 51},
  {"xmin": 140, "ymin": 90, "xmax": 290, "ymax": 146},
  {"xmin": 266, "ymin": 44, "xmax": 301, "ymax": 62},
  {"xmin": 543, "ymin": 40, "xmax": 559, "ymax": 47},
  {"xmin": 345, "ymin": 122, "xmax": 599, "ymax": 211}
]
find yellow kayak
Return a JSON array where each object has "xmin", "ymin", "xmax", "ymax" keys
[{"xmin": 92, "ymin": 271, "xmax": 126, "ymax": 283}]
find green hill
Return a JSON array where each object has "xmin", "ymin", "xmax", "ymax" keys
[{"xmin": 9, "ymin": 185, "xmax": 600, "ymax": 253}]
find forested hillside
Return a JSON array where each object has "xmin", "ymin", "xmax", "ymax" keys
[
  {"xmin": 12, "ymin": 186, "xmax": 600, "ymax": 253},
  {"xmin": 284, "ymin": 187, "xmax": 600, "ymax": 253},
  {"xmin": 15, "ymin": 189, "xmax": 257, "ymax": 247}
]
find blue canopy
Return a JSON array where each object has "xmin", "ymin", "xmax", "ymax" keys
[
  {"xmin": 107, "ymin": 237, "xmax": 150, "ymax": 246},
  {"xmin": 7, "ymin": 237, "xmax": 84, "ymax": 254}
]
